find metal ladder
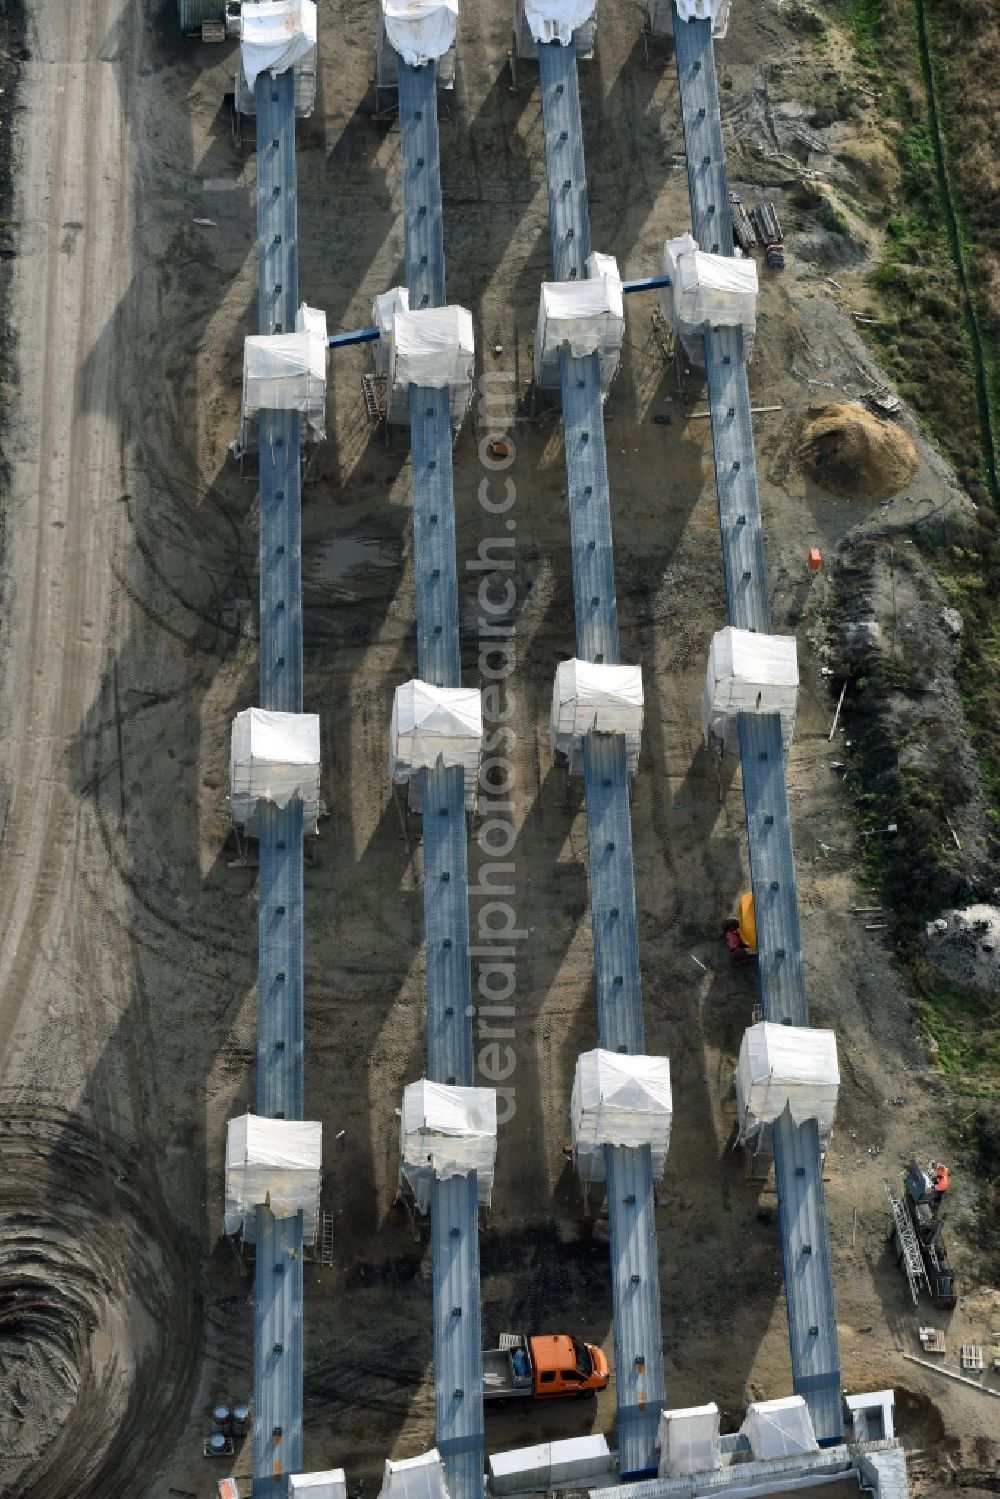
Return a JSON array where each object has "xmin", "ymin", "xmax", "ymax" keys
[
  {"xmin": 319, "ymin": 1210, "xmax": 334, "ymax": 1268},
  {"xmin": 362, "ymin": 373, "xmax": 386, "ymax": 423},
  {"xmin": 884, "ymin": 1182, "xmax": 929, "ymax": 1304}
]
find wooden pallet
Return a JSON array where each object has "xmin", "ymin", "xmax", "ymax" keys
[
  {"xmin": 919, "ymin": 1326, "xmax": 946, "ymax": 1354},
  {"xmin": 202, "ymin": 19, "xmax": 227, "ymax": 42},
  {"xmin": 961, "ymin": 1344, "xmax": 985, "ymax": 1372}
]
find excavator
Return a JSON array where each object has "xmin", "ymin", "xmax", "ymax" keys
[{"xmin": 723, "ymin": 892, "xmax": 756, "ymax": 961}]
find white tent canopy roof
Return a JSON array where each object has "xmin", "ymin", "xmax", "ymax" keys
[
  {"xmin": 381, "ymin": 0, "xmax": 458, "ymax": 66},
  {"xmin": 736, "ymin": 1022, "xmax": 840, "ymax": 1143},
  {"xmin": 230, "ymin": 709, "xmax": 321, "ymax": 827},
  {"xmin": 657, "ymin": 1403, "xmax": 721, "ymax": 1479},
  {"xmin": 571, "ymin": 1050, "xmax": 672, "ymax": 1183},
  {"xmin": 550, "ymin": 660, "xmax": 644, "ymax": 775},
  {"xmin": 390, "ymin": 680, "xmax": 482, "ymax": 810},
  {"xmin": 388, "ymin": 306, "xmax": 475, "ymax": 428},
  {"xmin": 673, "ymin": 0, "xmax": 732, "ymax": 37},
  {"xmin": 740, "ymin": 1396, "xmax": 820, "ymax": 1460},
  {"xmin": 674, "ymin": 248, "xmax": 758, "ymax": 331},
  {"xmin": 702, "ymin": 626, "xmax": 798, "ymax": 754},
  {"xmin": 242, "ymin": 304, "xmax": 327, "ymax": 440},
  {"xmin": 224, "ymin": 1114, "xmax": 322, "ymax": 1242},
  {"xmin": 523, "ymin": 0, "xmax": 598, "ymax": 43},
  {"xmin": 241, "ymin": 0, "xmax": 318, "ymax": 90},
  {"xmin": 288, "ymin": 1473, "xmax": 348, "ymax": 1499},
  {"xmin": 533, "ymin": 260, "xmax": 624, "ymax": 396},
  {"xmin": 400, "ymin": 1080, "xmax": 497, "ymax": 1211},
  {"xmin": 378, "ymin": 1450, "xmax": 451, "ymax": 1499}
]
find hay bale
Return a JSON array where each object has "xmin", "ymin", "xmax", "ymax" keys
[{"xmin": 798, "ymin": 402, "xmax": 919, "ymax": 500}]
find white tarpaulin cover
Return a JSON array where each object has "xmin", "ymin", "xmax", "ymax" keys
[
  {"xmin": 657, "ymin": 1403, "xmax": 721, "ymax": 1479},
  {"xmin": 378, "ymin": 1451, "xmax": 450, "ymax": 1499},
  {"xmin": 490, "ymin": 1436, "xmax": 611, "ymax": 1494},
  {"xmin": 702, "ymin": 626, "xmax": 798, "ymax": 754},
  {"xmin": 672, "ymin": 0, "xmax": 732, "ymax": 37},
  {"xmin": 736, "ymin": 1022, "xmax": 840, "ymax": 1147},
  {"xmin": 550, "ymin": 660, "xmax": 644, "ymax": 776},
  {"xmin": 390, "ymin": 681, "xmax": 483, "ymax": 810},
  {"xmin": 241, "ymin": 0, "xmax": 318, "ymax": 90},
  {"xmin": 242, "ymin": 305, "xmax": 327, "ymax": 441},
  {"xmin": 571, "ymin": 1050, "xmax": 672, "ymax": 1184},
  {"xmin": 381, "ymin": 0, "xmax": 458, "ymax": 67},
  {"xmin": 523, "ymin": 0, "xmax": 598, "ymax": 45},
  {"xmin": 373, "ymin": 286, "xmax": 409, "ymax": 378},
  {"xmin": 224, "ymin": 1114, "xmax": 322, "ymax": 1242},
  {"xmin": 400, "ymin": 1080, "xmax": 497, "ymax": 1212},
  {"xmin": 515, "ymin": 0, "xmax": 596, "ymax": 57},
  {"xmin": 533, "ymin": 262, "xmax": 625, "ymax": 397},
  {"xmin": 230, "ymin": 709, "xmax": 321, "ymax": 825},
  {"xmin": 288, "ymin": 1473, "xmax": 348, "ymax": 1499},
  {"xmin": 659, "ymin": 236, "xmax": 756, "ymax": 365},
  {"xmin": 388, "ymin": 306, "xmax": 475, "ymax": 428},
  {"xmin": 740, "ymin": 1396, "xmax": 820, "ymax": 1460}
]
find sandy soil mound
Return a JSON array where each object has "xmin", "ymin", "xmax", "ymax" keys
[{"xmin": 798, "ymin": 403, "xmax": 919, "ymax": 500}]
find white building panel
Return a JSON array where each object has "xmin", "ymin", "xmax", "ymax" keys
[
  {"xmin": 400, "ymin": 1080, "xmax": 497, "ymax": 1212},
  {"xmin": 701, "ymin": 626, "xmax": 798, "ymax": 755},
  {"xmin": 550, "ymin": 660, "xmax": 643, "ymax": 776}
]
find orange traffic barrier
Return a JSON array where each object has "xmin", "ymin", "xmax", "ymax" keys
[{"xmin": 808, "ymin": 547, "xmax": 822, "ymax": 572}]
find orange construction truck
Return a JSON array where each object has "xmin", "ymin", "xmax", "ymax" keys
[{"xmin": 482, "ymin": 1333, "xmax": 609, "ymax": 1405}]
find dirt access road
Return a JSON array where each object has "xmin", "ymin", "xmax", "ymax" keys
[{"xmin": 0, "ymin": 2, "xmax": 252, "ymax": 1494}]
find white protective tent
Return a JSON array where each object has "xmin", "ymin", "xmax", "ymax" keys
[
  {"xmin": 388, "ymin": 306, "xmax": 475, "ymax": 428},
  {"xmin": 571, "ymin": 1050, "xmax": 672, "ymax": 1184},
  {"xmin": 390, "ymin": 681, "xmax": 483, "ymax": 811},
  {"xmin": 701, "ymin": 626, "xmax": 798, "ymax": 755},
  {"xmin": 224, "ymin": 1114, "xmax": 322, "ymax": 1243},
  {"xmin": 740, "ymin": 1396, "xmax": 820, "ymax": 1460},
  {"xmin": 230, "ymin": 708, "xmax": 321, "ymax": 831},
  {"xmin": 658, "ymin": 236, "xmax": 756, "ymax": 366},
  {"xmin": 400, "ymin": 1080, "xmax": 497, "ymax": 1213},
  {"xmin": 241, "ymin": 0, "xmax": 318, "ymax": 91},
  {"xmin": 550, "ymin": 660, "xmax": 644, "ymax": 777},
  {"xmin": 533, "ymin": 258, "xmax": 624, "ymax": 398},
  {"xmin": 241, "ymin": 304, "xmax": 328, "ymax": 441},
  {"xmin": 515, "ymin": 0, "xmax": 596, "ymax": 58},
  {"xmin": 289, "ymin": 1474, "xmax": 348, "ymax": 1499},
  {"xmin": 671, "ymin": 0, "xmax": 732, "ymax": 37},
  {"xmin": 522, "ymin": 0, "xmax": 598, "ymax": 46},
  {"xmin": 378, "ymin": 1452, "xmax": 450, "ymax": 1499},
  {"xmin": 381, "ymin": 0, "xmax": 458, "ymax": 66},
  {"xmin": 657, "ymin": 1403, "xmax": 721, "ymax": 1479},
  {"xmin": 372, "ymin": 287, "xmax": 410, "ymax": 378},
  {"xmin": 735, "ymin": 1022, "xmax": 840, "ymax": 1149}
]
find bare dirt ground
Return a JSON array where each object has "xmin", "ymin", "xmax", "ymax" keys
[{"xmin": 0, "ymin": 1, "xmax": 997, "ymax": 1497}]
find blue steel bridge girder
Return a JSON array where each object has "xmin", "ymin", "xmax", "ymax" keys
[
  {"xmin": 561, "ymin": 350, "xmax": 620, "ymax": 666},
  {"xmin": 537, "ymin": 38, "xmax": 592, "ymax": 283},
  {"xmin": 669, "ymin": 1, "xmax": 843, "ymax": 1442},
  {"xmin": 397, "ymin": 59, "xmax": 446, "ymax": 310},
  {"xmin": 255, "ymin": 68, "xmax": 299, "ymax": 337},
  {"xmin": 253, "ymin": 1208, "xmax": 306, "ymax": 1498}
]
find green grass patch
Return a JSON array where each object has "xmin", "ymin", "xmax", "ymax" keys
[{"xmin": 909, "ymin": 958, "xmax": 1000, "ymax": 1096}]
